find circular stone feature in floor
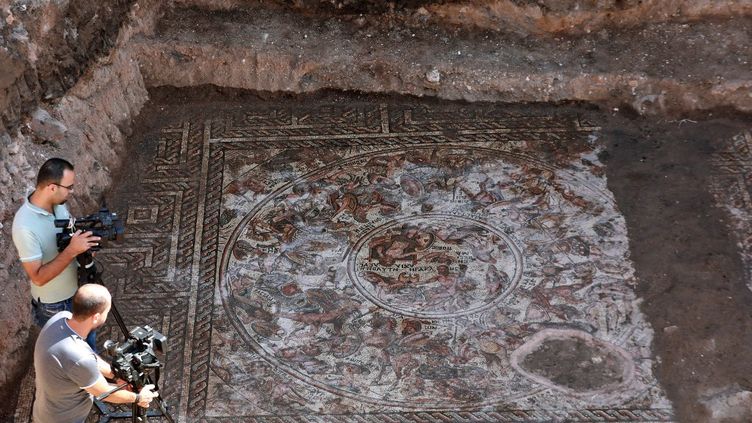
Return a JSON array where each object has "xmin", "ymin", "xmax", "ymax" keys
[
  {"xmin": 511, "ymin": 329, "xmax": 635, "ymax": 395},
  {"xmin": 348, "ymin": 214, "xmax": 522, "ymax": 318}
]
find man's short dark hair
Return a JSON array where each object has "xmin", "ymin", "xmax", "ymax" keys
[
  {"xmin": 72, "ymin": 285, "xmax": 109, "ymax": 319},
  {"xmin": 36, "ymin": 158, "xmax": 74, "ymax": 187}
]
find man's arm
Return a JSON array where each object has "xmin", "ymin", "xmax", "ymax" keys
[
  {"xmin": 84, "ymin": 378, "xmax": 158, "ymax": 408},
  {"xmin": 21, "ymin": 253, "xmax": 76, "ymax": 287},
  {"xmin": 19, "ymin": 230, "xmax": 100, "ymax": 286},
  {"xmin": 97, "ymin": 356, "xmax": 114, "ymax": 379},
  {"xmin": 69, "ymin": 355, "xmax": 157, "ymax": 408},
  {"xmin": 84, "ymin": 376, "xmax": 137, "ymax": 404}
]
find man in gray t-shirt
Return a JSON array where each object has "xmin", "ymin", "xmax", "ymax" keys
[
  {"xmin": 33, "ymin": 284, "xmax": 157, "ymax": 423},
  {"xmin": 34, "ymin": 311, "xmax": 100, "ymax": 422}
]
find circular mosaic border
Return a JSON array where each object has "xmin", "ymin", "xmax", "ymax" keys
[{"xmin": 346, "ymin": 213, "xmax": 524, "ymax": 319}]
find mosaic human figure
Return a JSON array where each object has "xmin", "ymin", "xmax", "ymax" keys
[
  {"xmin": 459, "ymin": 173, "xmax": 506, "ymax": 211},
  {"xmin": 485, "ymin": 264, "xmax": 510, "ymax": 296},
  {"xmin": 363, "ymin": 153, "xmax": 406, "ymax": 182},
  {"xmin": 363, "ymin": 314, "xmax": 399, "ymax": 383},
  {"xmin": 367, "ymin": 225, "xmax": 435, "ymax": 266},
  {"xmin": 230, "ymin": 295, "xmax": 285, "ymax": 338},
  {"xmin": 278, "ymin": 344, "xmax": 331, "ymax": 374},
  {"xmin": 279, "ymin": 288, "xmax": 360, "ymax": 336},
  {"xmin": 329, "ymin": 189, "xmax": 400, "ymax": 222},
  {"xmin": 363, "ymin": 271, "xmax": 416, "ymax": 293}
]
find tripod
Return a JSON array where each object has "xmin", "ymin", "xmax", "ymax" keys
[{"xmin": 77, "ymin": 251, "xmax": 175, "ymax": 423}]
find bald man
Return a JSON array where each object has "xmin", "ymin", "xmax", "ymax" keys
[{"xmin": 33, "ymin": 284, "xmax": 157, "ymax": 423}]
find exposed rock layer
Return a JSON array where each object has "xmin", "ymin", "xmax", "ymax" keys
[
  {"xmin": 0, "ymin": 1, "xmax": 157, "ymax": 417},
  {"xmin": 134, "ymin": 6, "xmax": 752, "ymax": 116},
  {"xmin": 0, "ymin": 0, "xmax": 137, "ymax": 132}
]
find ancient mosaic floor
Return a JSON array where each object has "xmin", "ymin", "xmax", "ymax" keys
[
  {"xmin": 711, "ymin": 130, "xmax": 752, "ymax": 290},
  {"xmin": 15, "ymin": 99, "xmax": 674, "ymax": 422}
]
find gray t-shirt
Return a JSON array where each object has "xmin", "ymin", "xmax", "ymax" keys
[{"xmin": 33, "ymin": 311, "xmax": 101, "ymax": 423}]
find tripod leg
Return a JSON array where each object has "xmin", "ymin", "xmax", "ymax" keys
[
  {"xmin": 154, "ymin": 396, "xmax": 176, "ymax": 423},
  {"xmin": 97, "ymin": 410, "xmax": 112, "ymax": 423},
  {"xmin": 109, "ymin": 301, "xmax": 130, "ymax": 339},
  {"xmin": 132, "ymin": 401, "xmax": 151, "ymax": 423},
  {"xmin": 77, "ymin": 260, "xmax": 131, "ymax": 338}
]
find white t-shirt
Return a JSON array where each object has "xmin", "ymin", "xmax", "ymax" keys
[{"xmin": 12, "ymin": 194, "xmax": 78, "ymax": 302}]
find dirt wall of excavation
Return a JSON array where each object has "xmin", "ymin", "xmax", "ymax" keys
[{"xmin": 0, "ymin": 0, "xmax": 156, "ymax": 416}]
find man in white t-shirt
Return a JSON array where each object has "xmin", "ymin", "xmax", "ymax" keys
[{"xmin": 12, "ymin": 158, "xmax": 101, "ymax": 348}]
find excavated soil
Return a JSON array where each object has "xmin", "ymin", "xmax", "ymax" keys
[
  {"xmin": 132, "ymin": 5, "xmax": 752, "ymax": 115},
  {"xmin": 601, "ymin": 111, "xmax": 752, "ymax": 422}
]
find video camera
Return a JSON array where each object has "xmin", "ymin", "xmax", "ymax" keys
[
  {"xmin": 104, "ymin": 326, "xmax": 168, "ymax": 388},
  {"xmin": 55, "ymin": 207, "xmax": 124, "ymax": 252},
  {"xmin": 100, "ymin": 326, "xmax": 174, "ymax": 423}
]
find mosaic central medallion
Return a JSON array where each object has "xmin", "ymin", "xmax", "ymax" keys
[{"xmin": 348, "ymin": 214, "xmax": 523, "ymax": 318}]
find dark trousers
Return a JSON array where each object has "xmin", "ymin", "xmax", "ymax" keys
[{"xmin": 32, "ymin": 297, "xmax": 98, "ymax": 352}]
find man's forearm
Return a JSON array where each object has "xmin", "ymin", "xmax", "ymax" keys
[
  {"xmin": 101, "ymin": 385, "xmax": 139, "ymax": 404},
  {"xmin": 30, "ymin": 250, "xmax": 77, "ymax": 286},
  {"xmin": 97, "ymin": 357, "xmax": 114, "ymax": 379}
]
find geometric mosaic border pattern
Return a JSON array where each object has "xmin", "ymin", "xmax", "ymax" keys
[{"xmin": 198, "ymin": 409, "xmax": 674, "ymax": 422}]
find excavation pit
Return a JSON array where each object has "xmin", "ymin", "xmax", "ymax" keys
[{"xmin": 2, "ymin": 2, "xmax": 752, "ymax": 422}]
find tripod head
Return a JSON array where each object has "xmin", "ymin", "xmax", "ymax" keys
[
  {"xmin": 96, "ymin": 327, "xmax": 174, "ymax": 423},
  {"xmin": 104, "ymin": 326, "xmax": 168, "ymax": 390}
]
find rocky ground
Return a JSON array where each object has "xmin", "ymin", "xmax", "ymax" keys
[
  {"xmin": 135, "ymin": 3, "xmax": 751, "ymax": 115},
  {"xmin": 1, "ymin": 1, "xmax": 751, "ymax": 421}
]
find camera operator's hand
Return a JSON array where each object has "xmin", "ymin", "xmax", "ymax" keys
[
  {"xmin": 65, "ymin": 230, "xmax": 101, "ymax": 256},
  {"xmin": 136, "ymin": 384, "xmax": 158, "ymax": 408}
]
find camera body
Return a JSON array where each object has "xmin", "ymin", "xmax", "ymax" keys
[
  {"xmin": 103, "ymin": 326, "xmax": 168, "ymax": 388},
  {"xmin": 55, "ymin": 207, "xmax": 124, "ymax": 252}
]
